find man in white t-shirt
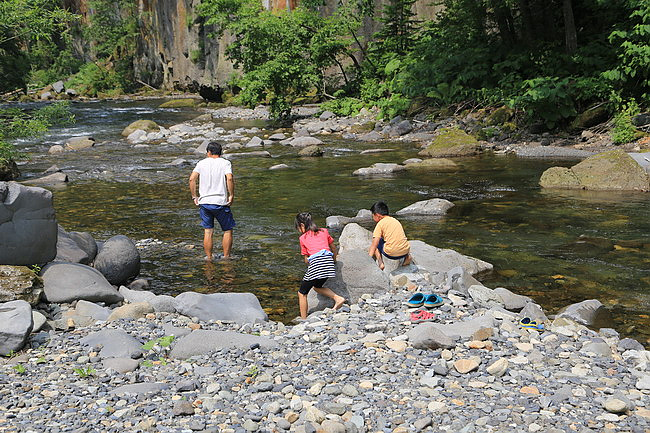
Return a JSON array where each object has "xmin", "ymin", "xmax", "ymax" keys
[{"xmin": 189, "ymin": 141, "xmax": 235, "ymax": 261}]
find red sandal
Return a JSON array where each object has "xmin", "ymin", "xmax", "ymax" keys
[{"xmin": 410, "ymin": 310, "xmax": 436, "ymax": 323}]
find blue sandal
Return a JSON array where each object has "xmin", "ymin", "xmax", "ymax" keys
[
  {"xmin": 519, "ymin": 317, "xmax": 544, "ymax": 330},
  {"xmin": 424, "ymin": 294, "xmax": 444, "ymax": 308},
  {"xmin": 406, "ymin": 293, "xmax": 425, "ymax": 308}
]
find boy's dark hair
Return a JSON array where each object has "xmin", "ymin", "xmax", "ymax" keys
[
  {"xmin": 206, "ymin": 141, "xmax": 223, "ymax": 156},
  {"xmin": 370, "ymin": 201, "xmax": 389, "ymax": 216},
  {"xmin": 295, "ymin": 212, "xmax": 320, "ymax": 233}
]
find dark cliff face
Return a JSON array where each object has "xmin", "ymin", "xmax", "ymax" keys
[{"xmin": 68, "ymin": 0, "xmax": 440, "ymax": 91}]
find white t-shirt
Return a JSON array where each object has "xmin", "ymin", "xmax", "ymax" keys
[{"xmin": 192, "ymin": 157, "xmax": 232, "ymax": 205}]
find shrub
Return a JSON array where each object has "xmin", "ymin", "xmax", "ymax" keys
[{"xmin": 612, "ymin": 100, "xmax": 641, "ymax": 144}]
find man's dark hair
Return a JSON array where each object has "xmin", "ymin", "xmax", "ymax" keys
[
  {"xmin": 206, "ymin": 141, "xmax": 223, "ymax": 156},
  {"xmin": 370, "ymin": 201, "xmax": 389, "ymax": 216}
]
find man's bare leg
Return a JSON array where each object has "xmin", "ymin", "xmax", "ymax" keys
[
  {"xmin": 203, "ymin": 229, "xmax": 214, "ymax": 260},
  {"xmin": 314, "ymin": 287, "xmax": 345, "ymax": 310},
  {"xmin": 373, "ymin": 250, "xmax": 385, "ymax": 270},
  {"xmin": 298, "ymin": 292, "xmax": 309, "ymax": 318},
  {"xmin": 222, "ymin": 230, "xmax": 233, "ymax": 258}
]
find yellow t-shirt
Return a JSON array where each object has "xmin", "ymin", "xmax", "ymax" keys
[{"xmin": 373, "ymin": 216, "xmax": 410, "ymax": 257}]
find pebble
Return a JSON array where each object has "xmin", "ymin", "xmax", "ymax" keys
[{"xmin": 454, "ymin": 359, "xmax": 479, "ymax": 374}]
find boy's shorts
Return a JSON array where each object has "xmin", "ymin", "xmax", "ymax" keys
[
  {"xmin": 378, "ymin": 238, "xmax": 408, "ymax": 260},
  {"xmin": 299, "ymin": 278, "xmax": 328, "ymax": 295},
  {"xmin": 199, "ymin": 204, "xmax": 236, "ymax": 231}
]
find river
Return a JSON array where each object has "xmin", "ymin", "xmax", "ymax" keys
[{"xmin": 14, "ymin": 99, "xmax": 650, "ymax": 343}]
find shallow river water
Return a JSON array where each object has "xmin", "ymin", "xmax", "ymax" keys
[{"xmin": 14, "ymin": 99, "xmax": 650, "ymax": 343}]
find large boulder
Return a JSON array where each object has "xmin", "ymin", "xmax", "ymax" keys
[
  {"xmin": 121, "ymin": 120, "xmax": 160, "ymax": 137},
  {"xmin": 290, "ymin": 136, "xmax": 323, "ymax": 148},
  {"xmin": 395, "ymin": 198, "xmax": 454, "ymax": 216},
  {"xmin": 65, "ymin": 136, "xmax": 95, "ymax": 151},
  {"xmin": 41, "ymin": 262, "xmax": 123, "ymax": 304},
  {"xmin": 170, "ymin": 330, "xmax": 279, "ymax": 359},
  {"xmin": 0, "ymin": 265, "xmax": 42, "ymax": 305},
  {"xmin": 93, "ymin": 235, "xmax": 141, "ymax": 285},
  {"xmin": 159, "ymin": 99, "xmax": 197, "ymax": 108},
  {"xmin": 410, "ymin": 240, "xmax": 493, "ymax": 283},
  {"xmin": 540, "ymin": 150, "xmax": 650, "ymax": 191},
  {"xmin": 0, "ymin": 182, "xmax": 57, "ymax": 265},
  {"xmin": 338, "ymin": 223, "xmax": 373, "ymax": 252},
  {"xmin": 80, "ymin": 329, "xmax": 143, "ymax": 359},
  {"xmin": 419, "ymin": 128, "xmax": 481, "ymax": 158},
  {"xmin": 174, "ymin": 292, "xmax": 268, "ymax": 324},
  {"xmin": 407, "ymin": 323, "xmax": 455, "ymax": 349},
  {"xmin": 556, "ymin": 299, "xmax": 613, "ymax": 328},
  {"xmin": 0, "ymin": 300, "xmax": 33, "ymax": 355},
  {"xmin": 55, "ymin": 226, "xmax": 97, "ymax": 264}
]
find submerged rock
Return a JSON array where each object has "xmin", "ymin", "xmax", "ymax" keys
[
  {"xmin": 122, "ymin": 119, "xmax": 160, "ymax": 137},
  {"xmin": 353, "ymin": 163, "xmax": 406, "ymax": 175},
  {"xmin": 404, "ymin": 158, "xmax": 459, "ymax": 171}
]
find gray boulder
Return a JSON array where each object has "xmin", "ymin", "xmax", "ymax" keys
[
  {"xmin": 290, "ymin": 136, "xmax": 323, "ymax": 147},
  {"xmin": 52, "ymin": 80, "xmax": 65, "ymax": 93},
  {"xmin": 93, "ymin": 235, "xmax": 140, "ymax": 285},
  {"xmin": 24, "ymin": 172, "xmax": 68, "ymax": 185},
  {"xmin": 102, "ymin": 358, "xmax": 140, "ymax": 373},
  {"xmin": 519, "ymin": 302, "xmax": 548, "ymax": 323},
  {"xmin": 407, "ymin": 323, "xmax": 454, "ymax": 349},
  {"xmin": 268, "ymin": 133, "xmax": 286, "ymax": 141},
  {"xmin": 410, "ymin": 241, "xmax": 492, "ymax": 284},
  {"xmin": 298, "ymin": 145, "xmax": 323, "ymax": 157},
  {"xmin": 353, "ymin": 163, "xmax": 406, "ymax": 176},
  {"xmin": 358, "ymin": 131, "xmax": 384, "ymax": 142},
  {"xmin": 338, "ymin": 223, "xmax": 372, "ymax": 252},
  {"xmin": 170, "ymin": 330, "xmax": 279, "ymax": 359},
  {"xmin": 428, "ymin": 314, "xmax": 495, "ymax": 339},
  {"xmin": 41, "ymin": 262, "xmax": 123, "ymax": 304},
  {"xmin": 80, "ymin": 329, "xmax": 143, "ymax": 359},
  {"xmin": 441, "ymin": 266, "xmax": 481, "ymax": 295},
  {"xmin": 246, "ymin": 136, "xmax": 264, "ymax": 148},
  {"xmin": 119, "ymin": 286, "xmax": 177, "ymax": 313},
  {"xmin": 319, "ymin": 111, "xmax": 336, "ymax": 121},
  {"xmin": 395, "ymin": 198, "xmax": 454, "ymax": 216},
  {"xmin": 618, "ymin": 338, "xmax": 645, "ymax": 352},
  {"xmin": 55, "ymin": 226, "xmax": 96, "ymax": 264},
  {"xmin": 326, "ymin": 215, "xmax": 353, "ymax": 229},
  {"xmin": 0, "ymin": 182, "xmax": 58, "ymax": 265},
  {"xmin": 468, "ymin": 285, "xmax": 505, "ymax": 308},
  {"xmin": 493, "ymin": 287, "xmax": 532, "ymax": 310},
  {"xmin": 65, "ymin": 136, "xmax": 95, "ymax": 151},
  {"xmin": 0, "ymin": 300, "xmax": 33, "ymax": 355},
  {"xmin": 556, "ymin": 299, "xmax": 613, "ymax": 328},
  {"xmin": 174, "ymin": 292, "xmax": 268, "ymax": 324},
  {"xmin": 75, "ymin": 300, "xmax": 111, "ymax": 321},
  {"xmin": 388, "ymin": 120, "xmax": 413, "ymax": 137}
]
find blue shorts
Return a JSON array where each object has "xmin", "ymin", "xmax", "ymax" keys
[
  {"xmin": 199, "ymin": 204, "xmax": 236, "ymax": 231},
  {"xmin": 378, "ymin": 238, "xmax": 408, "ymax": 260}
]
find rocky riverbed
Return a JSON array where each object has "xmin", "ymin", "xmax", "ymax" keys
[{"xmin": 2, "ymin": 281, "xmax": 650, "ymax": 433}]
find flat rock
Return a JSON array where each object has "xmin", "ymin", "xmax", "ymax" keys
[
  {"xmin": 486, "ymin": 358, "xmax": 508, "ymax": 376},
  {"xmin": 395, "ymin": 198, "xmax": 454, "ymax": 216},
  {"xmin": 556, "ymin": 299, "xmax": 613, "ymax": 328},
  {"xmin": 24, "ymin": 172, "xmax": 68, "ymax": 185},
  {"xmin": 174, "ymin": 292, "xmax": 267, "ymax": 324},
  {"xmin": 353, "ymin": 163, "xmax": 405, "ymax": 176},
  {"xmin": 75, "ymin": 300, "xmax": 111, "ymax": 321},
  {"xmin": 410, "ymin": 241, "xmax": 493, "ymax": 284},
  {"xmin": 454, "ymin": 359, "xmax": 479, "ymax": 373},
  {"xmin": 81, "ymin": 329, "xmax": 143, "ymax": 359},
  {"xmin": 404, "ymin": 158, "xmax": 459, "ymax": 171},
  {"xmin": 103, "ymin": 357, "xmax": 140, "ymax": 373},
  {"xmin": 223, "ymin": 151, "xmax": 271, "ymax": 159},
  {"xmin": 290, "ymin": 136, "xmax": 323, "ymax": 147},
  {"xmin": 41, "ymin": 262, "xmax": 123, "ymax": 304},
  {"xmin": 107, "ymin": 302, "xmax": 154, "ymax": 321},
  {"xmin": 407, "ymin": 323, "xmax": 454, "ymax": 350},
  {"xmin": 65, "ymin": 136, "xmax": 95, "ymax": 150},
  {"xmin": 169, "ymin": 329, "xmax": 279, "ymax": 359},
  {"xmin": 109, "ymin": 382, "xmax": 169, "ymax": 396}
]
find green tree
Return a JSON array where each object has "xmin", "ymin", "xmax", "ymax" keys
[
  {"xmin": 374, "ymin": 0, "xmax": 420, "ymax": 56},
  {"xmin": 0, "ymin": 0, "xmax": 77, "ymax": 93}
]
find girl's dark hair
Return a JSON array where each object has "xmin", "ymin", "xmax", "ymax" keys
[{"xmin": 295, "ymin": 212, "xmax": 320, "ymax": 233}]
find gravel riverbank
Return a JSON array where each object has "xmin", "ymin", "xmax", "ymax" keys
[{"xmin": 1, "ymin": 285, "xmax": 649, "ymax": 433}]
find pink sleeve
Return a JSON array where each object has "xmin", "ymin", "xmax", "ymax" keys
[
  {"xmin": 325, "ymin": 229, "xmax": 334, "ymax": 245},
  {"xmin": 299, "ymin": 237, "xmax": 308, "ymax": 256}
]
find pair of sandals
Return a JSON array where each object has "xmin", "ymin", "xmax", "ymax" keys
[
  {"xmin": 519, "ymin": 317, "xmax": 544, "ymax": 330},
  {"xmin": 406, "ymin": 293, "xmax": 444, "ymax": 308}
]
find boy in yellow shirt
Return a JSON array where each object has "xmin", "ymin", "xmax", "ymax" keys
[{"xmin": 368, "ymin": 201, "xmax": 412, "ymax": 270}]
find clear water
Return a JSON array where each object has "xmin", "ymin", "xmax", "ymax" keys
[{"xmin": 14, "ymin": 100, "xmax": 650, "ymax": 343}]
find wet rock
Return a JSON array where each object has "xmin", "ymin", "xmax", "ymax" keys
[
  {"xmin": 403, "ymin": 158, "xmax": 459, "ymax": 171},
  {"xmin": 174, "ymin": 292, "xmax": 268, "ymax": 324},
  {"xmin": 41, "ymin": 262, "xmax": 123, "ymax": 304},
  {"xmin": 298, "ymin": 145, "xmax": 323, "ymax": 157},
  {"xmin": 24, "ymin": 172, "xmax": 68, "ymax": 185},
  {"xmin": 290, "ymin": 136, "xmax": 323, "ymax": 147},
  {"xmin": 556, "ymin": 299, "xmax": 613, "ymax": 327},
  {"xmin": 48, "ymin": 145, "xmax": 64, "ymax": 154},
  {"xmin": 269, "ymin": 164, "xmax": 289, "ymax": 170},
  {"xmin": 122, "ymin": 120, "xmax": 160, "ymax": 137},
  {"xmin": 0, "ymin": 300, "xmax": 33, "ymax": 355},
  {"xmin": 93, "ymin": 235, "xmax": 141, "ymax": 285},
  {"xmin": 419, "ymin": 128, "xmax": 480, "ymax": 157},
  {"xmin": 223, "ymin": 151, "xmax": 271, "ymax": 159},
  {"xmin": 0, "ymin": 182, "xmax": 58, "ymax": 265},
  {"xmin": 65, "ymin": 136, "xmax": 95, "ymax": 150},
  {"xmin": 395, "ymin": 198, "xmax": 454, "ymax": 216},
  {"xmin": 353, "ymin": 163, "xmax": 406, "ymax": 175},
  {"xmin": 357, "ymin": 131, "xmax": 384, "ymax": 142},
  {"xmin": 246, "ymin": 136, "xmax": 264, "ymax": 148},
  {"xmin": 159, "ymin": 99, "xmax": 197, "ymax": 108},
  {"xmin": 0, "ymin": 265, "xmax": 42, "ymax": 304}
]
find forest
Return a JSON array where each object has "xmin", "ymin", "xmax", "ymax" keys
[{"xmin": 0, "ymin": 0, "xmax": 649, "ymax": 133}]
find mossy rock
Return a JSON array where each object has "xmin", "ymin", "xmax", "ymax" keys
[
  {"xmin": 0, "ymin": 265, "xmax": 43, "ymax": 305},
  {"xmin": 121, "ymin": 119, "xmax": 160, "ymax": 137},
  {"xmin": 486, "ymin": 106, "xmax": 514, "ymax": 126},
  {"xmin": 404, "ymin": 158, "xmax": 459, "ymax": 172},
  {"xmin": 418, "ymin": 127, "xmax": 480, "ymax": 158},
  {"xmin": 159, "ymin": 99, "xmax": 198, "ymax": 108},
  {"xmin": 0, "ymin": 159, "xmax": 20, "ymax": 181},
  {"xmin": 539, "ymin": 167, "xmax": 582, "ymax": 189},
  {"xmin": 572, "ymin": 150, "xmax": 649, "ymax": 191},
  {"xmin": 298, "ymin": 145, "xmax": 323, "ymax": 157},
  {"xmin": 570, "ymin": 106, "xmax": 609, "ymax": 130},
  {"xmin": 540, "ymin": 150, "xmax": 650, "ymax": 191},
  {"xmin": 349, "ymin": 122, "xmax": 376, "ymax": 133}
]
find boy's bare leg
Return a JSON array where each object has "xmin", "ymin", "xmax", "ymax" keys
[
  {"xmin": 314, "ymin": 287, "xmax": 345, "ymax": 310},
  {"xmin": 222, "ymin": 230, "xmax": 233, "ymax": 258},
  {"xmin": 402, "ymin": 253, "xmax": 412, "ymax": 266},
  {"xmin": 373, "ymin": 250, "xmax": 385, "ymax": 270},
  {"xmin": 203, "ymin": 229, "xmax": 214, "ymax": 260},
  {"xmin": 298, "ymin": 292, "xmax": 309, "ymax": 318}
]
